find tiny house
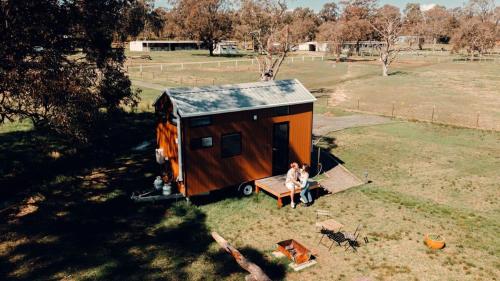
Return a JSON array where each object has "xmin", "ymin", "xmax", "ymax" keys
[{"xmin": 154, "ymin": 79, "xmax": 316, "ymax": 198}]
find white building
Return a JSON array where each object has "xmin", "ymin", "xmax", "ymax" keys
[
  {"xmin": 213, "ymin": 41, "xmax": 239, "ymax": 55},
  {"xmin": 129, "ymin": 40, "xmax": 201, "ymax": 52},
  {"xmin": 297, "ymin": 41, "xmax": 330, "ymax": 52}
]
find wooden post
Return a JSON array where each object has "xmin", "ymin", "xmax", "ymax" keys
[
  {"xmin": 391, "ymin": 102, "xmax": 395, "ymax": 118},
  {"xmin": 476, "ymin": 112, "xmax": 480, "ymax": 127},
  {"xmin": 211, "ymin": 232, "xmax": 271, "ymax": 281},
  {"xmin": 357, "ymin": 99, "xmax": 360, "ymax": 110},
  {"xmin": 431, "ymin": 105, "xmax": 435, "ymax": 122},
  {"xmin": 212, "ymin": 78, "xmax": 215, "ymax": 85},
  {"xmin": 160, "ymin": 64, "xmax": 163, "ymax": 72}
]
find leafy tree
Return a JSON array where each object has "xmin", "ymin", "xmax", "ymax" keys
[
  {"xmin": 319, "ymin": 2, "xmax": 339, "ymax": 23},
  {"xmin": 403, "ymin": 3, "xmax": 424, "ymax": 49},
  {"xmin": 288, "ymin": 7, "xmax": 321, "ymax": 42},
  {"xmin": 317, "ymin": 21, "xmax": 349, "ymax": 61},
  {"xmin": 423, "ymin": 6, "xmax": 453, "ymax": 49},
  {"xmin": 339, "ymin": 0, "xmax": 376, "ymax": 55},
  {"xmin": 0, "ymin": 0, "xmax": 141, "ymax": 142},
  {"xmin": 170, "ymin": 0, "xmax": 233, "ymax": 56},
  {"xmin": 451, "ymin": 19, "xmax": 496, "ymax": 60}
]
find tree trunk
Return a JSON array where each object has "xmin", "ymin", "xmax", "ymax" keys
[
  {"xmin": 211, "ymin": 232, "xmax": 271, "ymax": 281},
  {"xmin": 382, "ymin": 62, "xmax": 388, "ymax": 76}
]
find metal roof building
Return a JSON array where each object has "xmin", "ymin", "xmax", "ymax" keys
[
  {"xmin": 156, "ymin": 79, "xmax": 316, "ymax": 117},
  {"xmin": 154, "ymin": 79, "xmax": 316, "ymax": 197}
]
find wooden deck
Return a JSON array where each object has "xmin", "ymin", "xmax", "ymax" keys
[{"xmin": 255, "ymin": 175, "xmax": 321, "ymax": 208}]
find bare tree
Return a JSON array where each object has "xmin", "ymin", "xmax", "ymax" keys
[
  {"xmin": 370, "ymin": 5, "xmax": 403, "ymax": 76},
  {"xmin": 249, "ymin": 0, "xmax": 291, "ymax": 81}
]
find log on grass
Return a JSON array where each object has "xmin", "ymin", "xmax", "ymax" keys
[{"xmin": 211, "ymin": 232, "xmax": 271, "ymax": 281}]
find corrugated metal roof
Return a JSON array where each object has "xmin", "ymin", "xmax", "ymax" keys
[{"xmin": 161, "ymin": 79, "xmax": 316, "ymax": 118}]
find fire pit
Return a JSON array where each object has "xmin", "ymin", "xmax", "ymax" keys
[{"xmin": 276, "ymin": 239, "xmax": 311, "ymax": 265}]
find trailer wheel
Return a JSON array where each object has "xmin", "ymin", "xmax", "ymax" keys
[{"xmin": 240, "ymin": 183, "xmax": 254, "ymax": 196}]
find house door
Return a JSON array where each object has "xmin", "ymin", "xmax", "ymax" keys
[{"xmin": 272, "ymin": 122, "xmax": 289, "ymax": 175}]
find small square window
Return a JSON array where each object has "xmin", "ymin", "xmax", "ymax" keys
[
  {"xmin": 273, "ymin": 106, "xmax": 290, "ymax": 116},
  {"xmin": 221, "ymin": 133, "xmax": 242, "ymax": 158},
  {"xmin": 190, "ymin": 116, "xmax": 212, "ymax": 127},
  {"xmin": 191, "ymin": 137, "xmax": 213, "ymax": 149}
]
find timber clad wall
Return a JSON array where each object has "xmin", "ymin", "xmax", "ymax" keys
[{"xmin": 183, "ymin": 103, "xmax": 313, "ymax": 196}]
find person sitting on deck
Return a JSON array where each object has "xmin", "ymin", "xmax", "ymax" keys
[
  {"xmin": 285, "ymin": 162, "xmax": 300, "ymax": 209},
  {"xmin": 299, "ymin": 164, "xmax": 312, "ymax": 206}
]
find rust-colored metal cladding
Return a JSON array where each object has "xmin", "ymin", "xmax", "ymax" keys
[
  {"xmin": 183, "ymin": 104, "xmax": 313, "ymax": 196},
  {"xmin": 155, "ymin": 96, "xmax": 185, "ymax": 194},
  {"xmin": 154, "ymin": 79, "xmax": 316, "ymax": 197}
]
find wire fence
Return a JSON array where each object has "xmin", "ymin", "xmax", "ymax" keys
[
  {"xmin": 125, "ymin": 55, "xmax": 326, "ymax": 73},
  {"xmin": 316, "ymin": 95, "xmax": 499, "ymax": 131}
]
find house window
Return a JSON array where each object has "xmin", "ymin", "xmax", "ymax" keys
[
  {"xmin": 189, "ymin": 116, "xmax": 212, "ymax": 127},
  {"xmin": 191, "ymin": 137, "xmax": 213, "ymax": 149},
  {"xmin": 273, "ymin": 106, "xmax": 290, "ymax": 116},
  {"xmin": 221, "ymin": 133, "xmax": 242, "ymax": 158}
]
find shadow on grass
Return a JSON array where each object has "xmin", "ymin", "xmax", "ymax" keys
[
  {"xmin": 0, "ymin": 112, "xmax": 264, "ymax": 280},
  {"xmin": 209, "ymin": 247, "xmax": 288, "ymax": 280}
]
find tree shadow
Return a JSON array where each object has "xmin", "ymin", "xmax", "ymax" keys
[
  {"xmin": 209, "ymin": 247, "xmax": 288, "ymax": 280},
  {"xmin": 389, "ymin": 71, "xmax": 409, "ymax": 76},
  {"xmin": 0, "ymin": 112, "xmax": 244, "ymax": 281}
]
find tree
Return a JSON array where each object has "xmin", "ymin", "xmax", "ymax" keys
[
  {"xmin": 339, "ymin": 0, "xmax": 376, "ymax": 55},
  {"xmin": 370, "ymin": 5, "xmax": 403, "ymax": 76},
  {"xmin": 319, "ymin": 2, "xmax": 339, "ymax": 23},
  {"xmin": 248, "ymin": 0, "xmax": 291, "ymax": 81},
  {"xmin": 0, "ymin": 0, "xmax": 140, "ymax": 142},
  {"xmin": 403, "ymin": 3, "xmax": 424, "ymax": 49},
  {"xmin": 170, "ymin": 0, "xmax": 233, "ymax": 56},
  {"xmin": 317, "ymin": 21, "xmax": 349, "ymax": 61},
  {"xmin": 423, "ymin": 6, "xmax": 453, "ymax": 50},
  {"xmin": 451, "ymin": 17, "xmax": 496, "ymax": 60},
  {"xmin": 288, "ymin": 7, "xmax": 320, "ymax": 42}
]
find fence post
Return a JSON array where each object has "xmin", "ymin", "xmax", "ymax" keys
[
  {"xmin": 213, "ymin": 78, "xmax": 215, "ymax": 85},
  {"xmin": 302, "ymin": 56, "xmax": 305, "ymax": 61},
  {"xmin": 140, "ymin": 64, "xmax": 143, "ymax": 73},
  {"xmin": 357, "ymin": 99, "xmax": 360, "ymax": 110},
  {"xmin": 391, "ymin": 102, "xmax": 395, "ymax": 118},
  {"xmin": 321, "ymin": 56, "xmax": 324, "ymax": 61},
  {"xmin": 160, "ymin": 64, "xmax": 163, "ymax": 72},
  {"xmin": 431, "ymin": 105, "xmax": 435, "ymax": 122},
  {"xmin": 291, "ymin": 57, "xmax": 294, "ymax": 63},
  {"xmin": 476, "ymin": 111, "xmax": 480, "ymax": 127},
  {"xmin": 181, "ymin": 63, "xmax": 184, "ymax": 70}
]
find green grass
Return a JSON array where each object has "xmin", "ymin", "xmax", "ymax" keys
[
  {"xmin": 1, "ymin": 117, "xmax": 498, "ymax": 280},
  {"xmin": 128, "ymin": 50, "xmax": 500, "ymax": 130}
]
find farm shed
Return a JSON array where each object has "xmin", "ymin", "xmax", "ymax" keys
[
  {"xmin": 154, "ymin": 79, "xmax": 316, "ymax": 197},
  {"xmin": 298, "ymin": 41, "xmax": 330, "ymax": 52},
  {"xmin": 129, "ymin": 40, "xmax": 201, "ymax": 52},
  {"xmin": 213, "ymin": 41, "xmax": 239, "ymax": 55}
]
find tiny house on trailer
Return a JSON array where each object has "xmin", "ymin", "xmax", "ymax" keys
[{"xmin": 154, "ymin": 79, "xmax": 316, "ymax": 198}]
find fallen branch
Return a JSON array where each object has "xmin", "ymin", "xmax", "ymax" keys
[{"xmin": 211, "ymin": 232, "xmax": 271, "ymax": 281}]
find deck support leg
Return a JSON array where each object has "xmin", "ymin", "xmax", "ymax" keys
[
  {"xmin": 255, "ymin": 185, "xmax": 260, "ymax": 194},
  {"xmin": 277, "ymin": 197, "xmax": 283, "ymax": 208}
]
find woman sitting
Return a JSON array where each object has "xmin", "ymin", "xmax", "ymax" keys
[{"xmin": 299, "ymin": 164, "xmax": 313, "ymax": 206}]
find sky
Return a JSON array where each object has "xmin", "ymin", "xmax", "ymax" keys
[{"xmin": 155, "ymin": 0, "xmax": 499, "ymax": 11}]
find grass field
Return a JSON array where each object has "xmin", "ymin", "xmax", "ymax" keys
[
  {"xmin": 1, "ymin": 48, "xmax": 499, "ymax": 280},
  {"xmin": 127, "ymin": 50, "xmax": 500, "ymax": 130},
  {"xmin": 1, "ymin": 115, "xmax": 499, "ymax": 280}
]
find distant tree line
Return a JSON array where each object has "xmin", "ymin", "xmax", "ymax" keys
[
  {"xmin": 0, "ymin": 0, "xmax": 498, "ymax": 141},
  {"xmin": 138, "ymin": 0, "xmax": 498, "ymax": 58}
]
